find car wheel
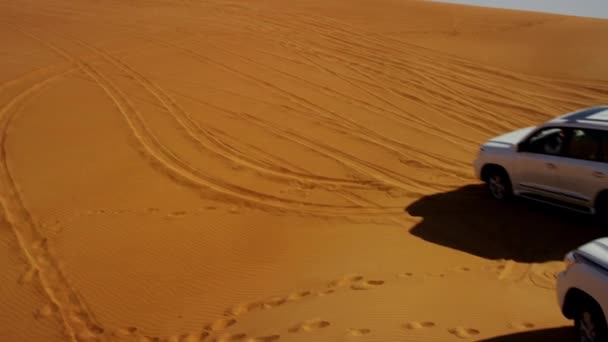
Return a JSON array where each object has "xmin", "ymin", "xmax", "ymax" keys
[
  {"xmin": 575, "ymin": 300, "xmax": 608, "ymax": 342},
  {"xmin": 594, "ymin": 194, "xmax": 608, "ymax": 226},
  {"xmin": 485, "ymin": 168, "xmax": 512, "ymax": 200}
]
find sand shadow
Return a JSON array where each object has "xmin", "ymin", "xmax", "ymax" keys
[
  {"xmin": 406, "ymin": 184, "xmax": 604, "ymax": 262},
  {"xmin": 478, "ymin": 326, "xmax": 574, "ymax": 341}
]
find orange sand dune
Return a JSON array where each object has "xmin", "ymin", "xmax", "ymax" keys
[{"xmin": 1, "ymin": 0, "xmax": 607, "ymax": 341}]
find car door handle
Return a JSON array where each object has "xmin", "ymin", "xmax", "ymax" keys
[
  {"xmin": 546, "ymin": 163, "xmax": 557, "ymax": 169},
  {"xmin": 593, "ymin": 171, "xmax": 605, "ymax": 178}
]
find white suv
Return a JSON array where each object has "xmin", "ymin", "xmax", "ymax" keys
[
  {"xmin": 557, "ymin": 237, "xmax": 608, "ymax": 342},
  {"xmin": 473, "ymin": 105, "xmax": 608, "ymax": 222}
]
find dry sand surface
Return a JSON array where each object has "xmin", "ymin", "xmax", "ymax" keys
[{"xmin": 1, "ymin": 0, "xmax": 608, "ymax": 341}]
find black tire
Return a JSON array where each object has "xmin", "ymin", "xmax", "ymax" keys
[
  {"xmin": 574, "ymin": 299, "xmax": 608, "ymax": 342},
  {"xmin": 485, "ymin": 167, "xmax": 513, "ymax": 200},
  {"xmin": 595, "ymin": 193, "xmax": 608, "ymax": 226}
]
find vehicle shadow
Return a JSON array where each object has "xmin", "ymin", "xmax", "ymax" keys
[
  {"xmin": 406, "ymin": 184, "xmax": 605, "ymax": 262},
  {"xmin": 477, "ymin": 326, "xmax": 574, "ymax": 341}
]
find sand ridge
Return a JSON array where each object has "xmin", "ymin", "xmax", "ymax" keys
[{"xmin": 0, "ymin": 0, "xmax": 607, "ymax": 341}]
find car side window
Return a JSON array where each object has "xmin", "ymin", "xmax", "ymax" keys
[
  {"xmin": 563, "ymin": 128, "xmax": 603, "ymax": 161},
  {"xmin": 522, "ymin": 127, "xmax": 566, "ymax": 156}
]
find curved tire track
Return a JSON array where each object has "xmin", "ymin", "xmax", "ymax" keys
[
  {"xmin": 19, "ymin": 27, "xmax": 401, "ymax": 218},
  {"xmin": 0, "ymin": 66, "xmax": 107, "ymax": 341}
]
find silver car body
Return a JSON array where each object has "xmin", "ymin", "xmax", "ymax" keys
[
  {"xmin": 557, "ymin": 238, "xmax": 608, "ymax": 326},
  {"xmin": 474, "ymin": 105, "xmax": 608, "ymax": 213}
]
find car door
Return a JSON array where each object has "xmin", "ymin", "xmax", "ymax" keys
[
  {"xmin": 513, "ymin": 126, "xmax": 567, "ymax": 200},
  {"xmin": 554, "ymin": 127, "xmax": 608, "ymax": 207}
]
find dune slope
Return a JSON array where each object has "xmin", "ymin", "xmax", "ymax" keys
[{"xmin": 1, "ymin": 0, "xmax": 607, "ymax": 341}]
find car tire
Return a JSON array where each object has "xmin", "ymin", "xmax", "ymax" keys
[
  {"xmin": 594, "ymin": 193, "xmax": 608, "ymax": 226},
  {"xmin": 485, "ymin": 168, "xmax": 512, "ymax": 200},
  {"xmin": 574, "ymin": 299, "xmax": 608, "ymax": 342}
]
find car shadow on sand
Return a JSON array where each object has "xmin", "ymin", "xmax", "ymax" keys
[
  {"xmin": 478, "ymin": 327, "xmax": 574, "ymax": 342},
  {"xmin": 406, "ymin": 184, "xmax": 605, "ymax": 263}
]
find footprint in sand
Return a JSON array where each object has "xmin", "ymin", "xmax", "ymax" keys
[
  {"xmin": 490, "ymin": 260, "xmax": 533, "ymax": 281},
  {"xmin": 328, "ymin": 275, "xmax": 364, "ymax": 288},
  {"xmin": 205, "ymin": 318, "xmax": 237, "ymax": 332},
  {"xmin": 397, "ymin": 272, "xmax": 414, "ymax": 278},
  {"xmin": 34, "ymin": 303, "xmax": 58, "ymax": 319},
  {"xmin": 197, "ymin": 332, "xmax": 211, "ymax": 341},
  {"xmin": 225, "ymin": 304, "xmax": 251, "ymax": 317},
  {"xmin": 527, "ymin": 262, "xmax": 564, "ymax": 290},
  {"xmin": 261, "ymin": 296, "xmax": 287, "ymax": 309},
  {"xmin": 403, "ymin": 321, "xmax": 436, "ymax": 330},
  {"xmin": 249, "ymin": 334, "xmax": 281, "ymax": 341},
  {"xmin": 347, "ymin": 328, "xmax": 371, "ymax": 337},
  {"xmin": 167, "ymin": 332, "xmax": 209, "ymax": 342},
  {"xmin": 350, "ymin": 280, "xmax": 385, "ymax": 290},
  {"xmin": 319, "ymin": 289, "xmax": 336, "ymax": 296},
  {"xmin": 114, "ymin": 326, "xmax": 138, "ymax": 337},
  {"xmin": 287, "ymin": 290, "xmax": 312, "ymax": 301},
  {"xmin": 456, "ymin": 266, "xmax": 471, "ymax": 272},
  {"xmin": 425, "ymin": 273, "xmax": 446, "ymax": 278},
  {"xmin": 509, "ymin": 321, "xmax": 535, "ymax": 330},
  {"xmin": 225, "ymin": 302, "xmax": 263, "ymax": 317},
  {"xmin": 448, "ymin": 327, "xmax": 480, "ymax": 339},
  {"xmin": 215, "ymin": 332, "xmax": 248, "ymax": 342},
  {"xmin": 89, "ymin": 325, "xmax": 104, "ymax": 335},
  {"xmin": 164, "ymin": 335, "xmax": 191, "ymax": 342},
  {"xmin": 139, "ymin": 337, "xmax": 161, "ymax": 342},
  {"xmin": 494, "ymin": 260, "xmax": 518, "ymax": 280},
  {"xmin": 288, "ymin": 319, "xmax": 331, "ymax": 333},
  {"xmin": 166, "ymin": 211, "xmax": 187, "ymax": 219}
]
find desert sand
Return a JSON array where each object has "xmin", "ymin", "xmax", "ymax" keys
[{"xmin": 1, "ymin": 0, "xmax": 608, "ymax": 341}]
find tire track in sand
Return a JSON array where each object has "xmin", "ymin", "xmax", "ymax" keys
[
  {"xmin": 57, "ymin": 30, "xmax": 411, "ymax": 216},
  {"xmin": 39, "ymin": 27, "xmax": 439, "ymax": 207},
  {"xmin": 171, "ymin": 79, "xmax": 472, "ymax": 182},
  {"xmin": 5, "ymin": 25, "xmax": 387, "ymax": 342},
  {"xmin": 18, "ymin": 26, "xmax": 403, "ymax": 219},
  {"xmin": 185, "ymin": 39, "xmax": 473, "ymax": 181},
  {"xmin": 170, "ymin": 90, "xmax": 436, "ymax": 197},
  {"xmin": 0, "ymin": 64, "xmax": 107, "ymax": 341},
  {"xmin": 82, "ymin": 39, "xmax": 381, "ymax": 192},
  {"xmin": 139, "ymin": 37, "xmax": 455, "ymax": 195},
  {"xmin": 217, "ymin": 10, "xmax": 516, "ymax": 136},
  {"xmin": 240, "ymin": 10, "xmax": 608, "ymax": 132},
  {"xmin": 171, "ymin": 34, "xmax": 481, "ymax": 152}
]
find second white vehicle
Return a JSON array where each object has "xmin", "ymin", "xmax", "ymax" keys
[
  {"xmin": 474, "ymin": 105, "xmax": 608, "ymax": 222},
  {"xmin": 557, "ymin": 237, "xmax": 608, "ymax": 342}
]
